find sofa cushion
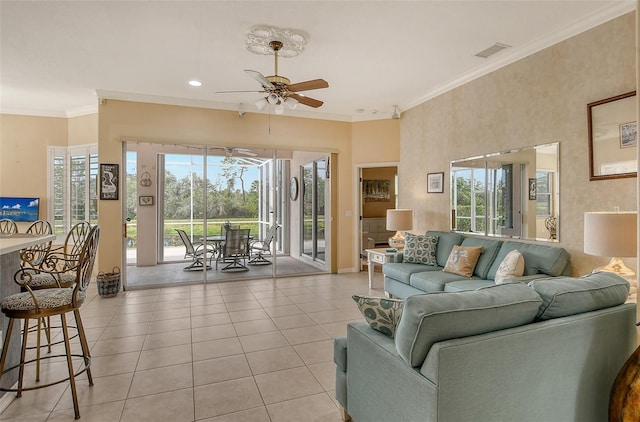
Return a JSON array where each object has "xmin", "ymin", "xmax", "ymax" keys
[
  {"xmin": 403, "ymin": 233, "xmax": 438, "ymax": 265},
  {"xmin": 528, "ymin": 272, "xmax": 630, "ymax": 320},
  {"xmin": 487, "ymin": 241, "xmax": 571, "ymax": 280},
  {"xmin": 352, "ymin": 295, "xmax": 404, "ymax": 338},
  {"xmin": 495, "ymin": 249, "xmax": 525, "ymax": 284},
  {"xmin": 409, "ymin": 270, "xmax": 472, "ymax": 292},
  {"xmin": 460, "ymin": 237, "xmax": 502, "ymax": 279},
  {"xmin": 443, "ymin": 245, "xmax": 483, "ymax": 278},
  {"xmin": 395, "ymin": 283, "xmax": 543, "ymax": 367},
  {"xmin": 443, "ymin": 279, "xmax": 497, "ymax": 292},
  {"xmin": 383, "ymin": 262, "xmax": 440, "ymax": 285},
  {"xmin": 426, "ymin": 231, "xmax": 464, "ymax": 267}
]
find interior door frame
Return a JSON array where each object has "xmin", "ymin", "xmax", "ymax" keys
[{"xmin": 353, "ymin": 161, "xmax": 399, "ymax": 272}]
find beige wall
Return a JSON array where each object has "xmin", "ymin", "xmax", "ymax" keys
[
  {"xmin": 97, "ymin": 100, "xmax": 401, "ymax": 273},
  {"xmin": 0, "ymin": 114, "xmax": 67, "ymax": 229},
  {"xmin": 68, "ymin": 114, "xmax": 98, "ymax": 146},
  {"xmin": 401, "ymin": 12, "xmax": 637, "ymax": 276},
  {"xmin": 0, "ymin": 104, "xmax": 400, "ymax": 274}
]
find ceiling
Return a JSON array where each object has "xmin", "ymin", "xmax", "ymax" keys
[{"xmin": 0, "ymin": 1, "xmax": 635, "ymax": 122}]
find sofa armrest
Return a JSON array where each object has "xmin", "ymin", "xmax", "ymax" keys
[{"xmin": 346, "ymin": 322, "xmax": 438, "ymax": 422}]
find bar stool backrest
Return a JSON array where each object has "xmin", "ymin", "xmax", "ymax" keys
[
  {"xmin": 0, "ymin": 218, "xmax": 17, "ymax": 235},
  {"xmin": 72, "ymin": 225, "xmax": 100, "ymax": 307},
  {"xmin": 63, "ymin": 221, "xmax": 92, "ymax": 271},
  {"xmin": 21, "ymin": 220, "xmax": 53, "ymax": 268}
]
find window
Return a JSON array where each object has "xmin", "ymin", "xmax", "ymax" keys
[
  {"xmin": 536, "ymin": 171, "xmax": 552, "ymax": 217},
  {"xmin": 49, "ymin": 145, "xmax": 98, "ymax": 237}
]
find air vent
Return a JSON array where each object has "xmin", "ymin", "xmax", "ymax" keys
[{"xmin": 474, "ymin": 43, "xmax": 511, "ymax": 59}]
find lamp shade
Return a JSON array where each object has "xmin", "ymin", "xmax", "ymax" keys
[
  {"xmin": 386, "ymin": 209, "xmax": 413, "ymax": 231},
  {"xmin": 584, "ymin": 211, "xmax": 637, "ymax": 257}
]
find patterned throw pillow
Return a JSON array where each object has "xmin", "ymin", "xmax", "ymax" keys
[
  {"xmin": 442, "ymin": 245, "xmax": 484, "ymax": 278},
  {"xmin": 403, "ymin": 233, "xmax": 438, "ymax": 265},
  {"xmin": 495, "ymin": 249, "xmax": 525, "ymax": 284},
  {"xmin": 352, "ymin": 295, "xmax": 404, "ymax": 338}
]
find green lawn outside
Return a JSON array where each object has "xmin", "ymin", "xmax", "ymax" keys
[{"xmin": 126, "ymin": 218, "xmax": 263, "ymax": 248}]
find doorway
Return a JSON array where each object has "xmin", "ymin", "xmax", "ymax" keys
[{"xmin": 355, "ymin": 163, "xmax": 399, "ymax": 270}]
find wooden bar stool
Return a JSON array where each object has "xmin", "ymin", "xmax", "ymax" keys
[{"xmin": 0, "ymin": 225, "xmax": 99, "ymax": 419}]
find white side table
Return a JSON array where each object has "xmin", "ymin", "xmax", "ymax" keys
[{"xmin": 365, "ymin": 248, "xmax": 403, "ymax": 289}]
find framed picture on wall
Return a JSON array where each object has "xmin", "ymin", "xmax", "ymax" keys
[
  {"xmin": 620, "ymin": 122, "xmax": 637, "ymax": 148},
  {"xmin": 427, "ymin": 172, "xmax": 444, "ymax": 193},
  {"xmin": 363, "ymin": 179, "xmax": 391, "ymax": 202},
  {"xmin": 528, "ymin": 178, "xmax": 537, "ymax": 200},
  {"xmin": 588, "ymin": 91, "xmax": 637, "ymax": 180},
  {"xmin": 100, "ymin": 163, "xmax": 119, "ymax": 200},
  {"xmin": 138, "ymin": 195, "xmax": 154, "ymax": 206}
]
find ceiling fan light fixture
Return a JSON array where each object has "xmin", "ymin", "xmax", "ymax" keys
[
  {"xmin": 285, "ymin": 97, "xmax": 298, "ymax": 109},
  {"xmin": 255, "ymin": 97, "xmax": 268, "ymax": 111},
  {"xmin": 267, "ymin": 93, "xmax": 279, "ymax": 104},
  {"xmin": 275, "ymin": 103, "xmax": 284, "ymax": 114}
]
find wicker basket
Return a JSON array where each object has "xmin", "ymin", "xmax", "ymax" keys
[{"xmin": 97, "ymin": 267, "xmax": 121, "ymax": 298}]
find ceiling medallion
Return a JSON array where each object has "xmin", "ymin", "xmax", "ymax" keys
[{"xmin": 245, "ymin": 26, "xmax": 307, "ymax": 58}]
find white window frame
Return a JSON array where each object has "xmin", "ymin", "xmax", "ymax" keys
[{"xmin": 48, "ymin": 144, "xmax": 98, "ymax": 239}]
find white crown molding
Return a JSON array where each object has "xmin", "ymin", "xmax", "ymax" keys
[
  {"xmin": 95, "ymin": 89, "xmax": 354, "ymax": 122},
  {"xmin": 403, "ymin": 1, "xmax": 636, "ymax": 112}
]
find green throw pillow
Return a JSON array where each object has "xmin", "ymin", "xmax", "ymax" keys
[
  {"xmin": 352, "ymin": 295, "xmax": 404, "ymax": 338},
  {"xmin": 403, "ymin": 233, "xmax": 438, "ymax": 265}
]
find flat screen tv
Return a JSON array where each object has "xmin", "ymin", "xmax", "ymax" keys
[{"xmin": 0, "ymin": 197, "xmax": 39, "ymax": 222}]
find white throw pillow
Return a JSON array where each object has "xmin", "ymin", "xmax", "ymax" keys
[{"xmin": 495, "ymin": 250, "xmax": 525, "ymax": 284}]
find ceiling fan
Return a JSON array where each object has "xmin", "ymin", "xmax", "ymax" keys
[{"xmin": 218, "ymin": 40, "xmax": 329, "ymax": 114}]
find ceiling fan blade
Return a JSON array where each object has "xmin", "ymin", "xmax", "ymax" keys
[
  {"xmin": 215, "ymin": 90, "xmax": 265, "ymax": 94},
  {"xmin": 236, "ymin": 148, "xmax": 258, "ymax": 157},
  {"xmin": 287, "ymin": 79, "xmax": 329, "ymax": 92},
  {"xmin": 244, "ymin": 69, "xmax": 275, "ymax": 89},
  {"xmin": 289, "ymin": 93, "xmax": 324, "ymax": 108}
]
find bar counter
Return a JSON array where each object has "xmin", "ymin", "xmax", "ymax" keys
[{"xmin": 0, "ymin": 233, "xmax": 55, "ymax": 397}]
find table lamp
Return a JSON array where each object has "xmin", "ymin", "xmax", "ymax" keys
[
  {"xmin": 386, "ymin": 209, "xmax": 413, "ymax": 249},
  {"xmin": 584, "ymin": 211, "xmax": 637, "ymax": 283}
]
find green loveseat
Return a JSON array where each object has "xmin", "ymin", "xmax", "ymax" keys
[{"xmin": 383, "ymin": 230, "xmax": 572, "ymax": 298}]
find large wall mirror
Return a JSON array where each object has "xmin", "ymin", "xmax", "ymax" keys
[
  {"xmin": 588, "ymin": 91, "xmax": 637, "ymax": 181},
  {"xmin": 451, "ymin": 142, "xmax": 559, "ymax": 242}
]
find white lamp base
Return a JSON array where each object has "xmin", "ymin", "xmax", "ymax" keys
[
  {"xmin": 388, "ymin": 231, "xmax": 405, "ymax": 249},
  {"xmin": 593, "ymin": 256, "xmax": 637, "ymax": 297}
]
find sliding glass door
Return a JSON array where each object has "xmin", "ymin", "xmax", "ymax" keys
[{"xmin": 301, "ymin": 157, "xmax": 326, "ymax": 263}]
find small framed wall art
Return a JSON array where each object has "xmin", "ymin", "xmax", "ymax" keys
[
  {"xmin": 99, "ymin": 163, "xmax": 119, "ymax": 200},
  {"xmin": 139, "ymin": 195, "xmax": 154, "ymax": 206},
  {"xmin": 528, "ymin": 178, "xmax": 537, "ymax": 200},
  {"xmin": 427, "ymin": 172, "xmax": 444, "ymax": 193}
]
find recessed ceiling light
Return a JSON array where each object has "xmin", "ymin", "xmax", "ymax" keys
[{"xmin": 188, "ymin": 80, "xmax": 202, "ymax": 87}]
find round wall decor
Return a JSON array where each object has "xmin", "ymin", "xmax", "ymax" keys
[{"xmin": 290, "ymin": 176, "xmax": 299, "ymax": 201}]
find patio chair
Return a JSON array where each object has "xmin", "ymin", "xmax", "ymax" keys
[
  {"xmin": 249, "ymin": 225, "xmax": 277, "ymax": 265},
  {"xmin": 176, "ymin": 229, "xmax": 215, "ymax": 271},
  {"xmin": 217, "ymin": 228, "xmax": 251, "ymax": 272},
  {"xmin": 221, "ymin": 222, "xmax": 240, "ymax": 236}
]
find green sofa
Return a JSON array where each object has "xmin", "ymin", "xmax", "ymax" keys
[
  {"xmin": 335, "ymin": 273, "xmax": 635, "ymax": 421},
  {"xmin": 383, "ymin": 230, "xmax": 572, "ymax": 298}
]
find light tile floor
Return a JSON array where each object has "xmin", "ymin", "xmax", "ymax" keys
[{"xmin": 0, "ymin": 272, "xmax": 381, "ymax": 421}]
